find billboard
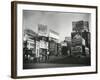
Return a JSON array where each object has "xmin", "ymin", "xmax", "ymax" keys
[
  {"xmin": 71, "ymin": 32, "xmax": 82, "ymax": 46},
  {"xmin": 71, "ymin": 32, "xmax": 82, "ymax": 54},
  {"xmin": 72, "ymin": 21, "xmax": 89, "ymax": 32},
  {"xmin": 71, "ymin": 46, "xmax": 82, "ymax": 53},
  {"xmin": 49, "ymin": 29, "xmax": 59, "ymax": 40},
  {"xmin": 38, "ymin": 24, "xmax": 48, "ymax": 36}
]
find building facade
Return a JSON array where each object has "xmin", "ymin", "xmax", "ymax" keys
[{"xmin": 71, "ymin": 20, "xmax": 90, "ymax": 56}]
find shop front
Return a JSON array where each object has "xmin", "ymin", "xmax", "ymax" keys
[{"xmin": 23, "ymin": 29, "xmax": 37, "ymax": 63}]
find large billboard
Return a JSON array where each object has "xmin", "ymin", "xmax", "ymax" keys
[
  {"xmin": 71, "ymin": 32, "xmax": 83, "ymax": 54},
  {"xmin": 72, "ymin": 21, "xmax": 89, "ymax": 32},
  {"xmin": 71, "ymin": 32, "xmax": 82, "ymax": 46},
  {"xmin": 49, "ymin": 29, "xmax": 59, "ymax": 40},
  {"xmin": 38, "ymin": 24, "xmax": 48, "ymax": 36}
]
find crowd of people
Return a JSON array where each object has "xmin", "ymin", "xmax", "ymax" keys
[{"xmin": 23, "ymin": 40, "xmax": 71, "ymax": 64}]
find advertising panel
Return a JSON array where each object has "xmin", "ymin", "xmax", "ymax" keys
[
  {"xmin": 72, "ymin": 21, "xmax": 89, "ymax": 32},
  {"xmin": 71, "ymin": 32, "xmax": 82, "ymax": 54},
  {"xmin": 38, "ymin": 24, "xmax": 48, "ymax": 36}
]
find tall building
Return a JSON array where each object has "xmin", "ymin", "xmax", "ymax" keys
[{"xmin": 71, "ymin": 20, "xmax": 90, "ymax": 56}]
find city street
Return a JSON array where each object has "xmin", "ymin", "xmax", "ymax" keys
[{"xmin": 23, "ymin": 55, "xmax": 90, "ymax": 69}]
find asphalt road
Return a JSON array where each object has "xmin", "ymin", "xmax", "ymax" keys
[{"xmin": 23, "ymin": 55, "xmax": 90, "ymax": 69}]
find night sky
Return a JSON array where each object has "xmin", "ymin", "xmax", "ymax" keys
[{"xmin": 23, "ymin": 10, "xmax": 90, "ymax": 42}]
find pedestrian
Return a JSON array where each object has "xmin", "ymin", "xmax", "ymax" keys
[{"xmin": 47, "ymin": 50, "xmax": 49, "ymax": 61}]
